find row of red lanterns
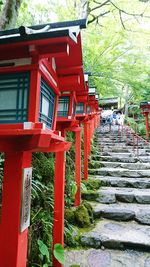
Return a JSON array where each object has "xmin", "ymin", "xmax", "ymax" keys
[{"xmin": 0, "ymin": 19, "xmax": 100, "ymax": 267}]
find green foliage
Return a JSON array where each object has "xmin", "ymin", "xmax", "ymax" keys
[
  {"xmin": 64, "ymin": 219, "xmax": 79, "ymax": 246},
  {"xmin": 81, "ymin": 182, "xmax": 88, "ymax": 192},
  {"xmin": 53, "ymin": 244, "xmax": 64, "ymax": 264},
  {"xmin": 126, "ymin": 116, "xmax": 147, "ymax": 137},
  {"xmin": 37, "ymin": 239, "xmax": 50, "ymax": 265},
  {"xmin": 65, "ymin": 132, "xmax": 76, "ymax": 207}
]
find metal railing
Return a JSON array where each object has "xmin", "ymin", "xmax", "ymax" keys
[{"xmin": 117, "ymin": 124, "xmax": 150, "ymax": 158}]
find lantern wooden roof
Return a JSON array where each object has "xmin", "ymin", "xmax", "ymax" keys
[
  {"xmin": 0, "ymin": 19, "xmax": 86, "ymax": 65},
  {"xmin": 140, "ymin": 101, "xmax": 150, "ymax": 108}
]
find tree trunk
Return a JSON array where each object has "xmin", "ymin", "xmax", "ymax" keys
[
  {"xmin": 77, "ymin": 0, "xmax": 88, "ymax": 19},
  {"xmin": 124, "ymin": 85, "xmax": 129, "ymax": 116},
  {"xmin": 0, "ymin": 0, "xmax": 22, "ymax": 30}
]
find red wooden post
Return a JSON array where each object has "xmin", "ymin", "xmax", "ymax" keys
[
  {"xmin": 74, "ymin": 129, "xmax": 81, "ymax": 206},
  {"xmin": 53, "ymin": 151, "xmax": 65, "ymax": 267},
  {"xmin": 0, "ymin": 151, "xmax": 32, "ymax": 267},
  {"xmin": 145, "ymin": 113, "xmax": 149, "ymax": 138},
  {"xmin": 84, "ymin": 121, "xmax": 90, "ymax": 180},
  {"xmin": 91, "ymin": 119, "xmax": 94, "ymax": 138}
]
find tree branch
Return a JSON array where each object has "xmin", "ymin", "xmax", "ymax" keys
[
  {"xmin": 110, "ymin": 0, "xmax": 150, "ymax": 18},
  {"xmin": 88, "ymin": 10, "xmax": 111, "ymax": 24},
  {"xmin": 90, "ymin": 0, "xmax": 110, "ymax": 12},
  {"xmin": 119, "ymin": 10, "xmax": 126, "ymax": 29}
]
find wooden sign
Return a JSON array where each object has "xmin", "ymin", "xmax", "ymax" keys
[{"xmin": 20, "ymin": 167, "xmax": 32, "ymax": 232}]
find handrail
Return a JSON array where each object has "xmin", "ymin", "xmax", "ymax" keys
[{"xmin": 118, "ymin": 124, "xmax": 150, "ymax": 158}]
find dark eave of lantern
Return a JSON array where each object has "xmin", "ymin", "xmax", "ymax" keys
[
  {"xmin": 0, "ymin": 19, "xmax": 87, "ymax": 45},
  {"xmin": 140, "ymin": 101, "xmax": 150, "ymax": 108},
  {"xmin": 0, "ymin": 19, "xmax": 87, "ymax": 62},
  {"xmin": 0, "ymin": 19, "xmax": 86, "ymax": 36},
  {"xmin": 0, "ymin": 27, "xmax": 77, "ymax": 45}
]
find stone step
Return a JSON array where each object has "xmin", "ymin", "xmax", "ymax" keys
[
  {"xmin": 89, "ymin": 167, "xmax": 150, "ymax": 178},
  {"xmin": 82, "ymin": 186, "xmax": 150, "ymax": 204},
  {"xmin": 92, "ymin": 155, "xmax": 137, "ymax": 163},
  {"xmin": 96, "ymin": 140, "xmax": 126, "ymax": 144},
  {"xmin": 95, "ymin": 152, "xmax": 133, "ymax": 158},
  {"xmin": 92, "ymin": 176, "xmax": 150, "ymax": 188},
  {"xmin": 95, "ymin": 139, "xmax": 147, "ymax": 149},
  {"xmin": 98, "ymin": 151, "xmax": 150, "ymax": 157},
  {"xmin": 92, "ymin": 155, "xmax": 150, "ymax": 163},
  {"xmin": 97, "ymin": 187, "xmax": 150, "ymax": 204},
  {"xmin": 65, "ymin": 248, "xmax": 150, "ymax": 267},
  {"xmin": 91, "ymin": 202, "xmax": 150, "ymax": 224},
  {"xmin": 101, "ymin": 144, "xmax": 150, "ymax": 148},
  {"xmin": 100, "ymin": 147, "xmax": 150, "ymax": 153},
  {"xmin": 80, "ymin": 219, "xmax": 150, "ymax": 250},
  {"xmin": 100, "ymin": 161, "xmax": 150, "ymax": 170}
]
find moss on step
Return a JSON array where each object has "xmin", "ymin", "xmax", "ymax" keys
[
  {"xmin": 82, "ymin": 190, "xmax": 99, "ymax": 201},
  {"xmin": 82, "ymin": 200, "xmax": 94, "ymax": 223},
  {"xmin": 83, "ymin": 179, "xmax": 101, "ymax": 191},
  {"xmin": 88, "ymin": 160, "xmax": 101, "ymax": 169},
  {"xmin": 65, "ymin": 208, "xmax": 75, "ymax": 224},
  {"xmin": 65, "ymin": 202, "xmax": 94, "ymax": 228},
  {"xmin": 74, "ymin": 205, "xmax": 91, "ymax": 228},
  {"xmin": 88, "ymin": 168, "xmax": 98, "ymax": 175},
  {"xmin": 69, "ymin": 265, "xmax": 80, "ymax": 267}
]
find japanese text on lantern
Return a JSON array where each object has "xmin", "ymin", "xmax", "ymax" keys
[{"xmin": 20, "ymin": 167, "xmax": 32, "ymax": 232}]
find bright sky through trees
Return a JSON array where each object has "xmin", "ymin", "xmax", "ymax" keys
[{"xmin": 16, "ymin": 0, "xmax": 150, "ymax": 104}]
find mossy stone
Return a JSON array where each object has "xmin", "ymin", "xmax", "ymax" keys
[
  {"xmin": 69, "ymin": 265, "xmax": 80, "ymax": 267},
  {"xmin": 82, "ymin": 190, "xmax": 99, "ymax": 201},
  {"xmin": 85, "ymin": 179, "xmax": 101, "ymax": 191},
  {"xmin": 65, "ymin": 208, "xmax": 75, "ymax": 224},
  {"xmin": 74, "ymin": 205, "xmax": 90, "ymax": 228},
  {"xmin": 88, "ymin": 160, "xmax": 101, "ymax": 169},
  {"xmin": 82, "ymin": 200, "xmax": 94, "ymax": 223}
]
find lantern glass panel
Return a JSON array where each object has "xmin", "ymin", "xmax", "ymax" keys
[
  {"xmin": 0, "ymin": 72, "xmax": 29, "ymax": 123},
  {"xmin": 42, "ymin": 96, "xmax": 49, "ymax": 117},
  {"xmin": 73, "ymin": 101, "xmax": 76, "ymax": 116},
  {"xmin": 86, "ymin": 105, "xmax": 90, "ymax": 113},
  {"xmin": 57, "ymin": 96, "xmax": 70, "ymax": 117},
  {"xmin": 76, "ymin": 102, "xmax": 84, "ymax": 114},
  {"xmin": 39, "ymin": 79, "xmax": 56, "ymax": 129},
  {"xmin": 144, "ymin": 108, "xmax": 149, "ymax": 112}
]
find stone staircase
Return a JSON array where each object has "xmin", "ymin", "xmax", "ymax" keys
[{"xmin": 65, "ymin": 127, "xmax": 150, "ymax": 267}]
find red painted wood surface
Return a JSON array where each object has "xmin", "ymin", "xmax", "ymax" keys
[
  {"xmin": 28, "ymin": 70, "xmax": 41, "ymax": 122},
  {"xmin": 0, "ymin": 151, "xmax": 32, "ymax": 267},
  {"xmin": 53, "ymin": 151, "xmax": 65, "ymax": 267},
  {"xmin": 145, "ymin": 113, "xmax": 149, "ymax": 138},
  {"xmin": 74, "ymin": 129, "xmax": 81, "ymax": 206},
  {"xmin": 84, "ymin": 121, "xmax": 89, "ymax": 180}
]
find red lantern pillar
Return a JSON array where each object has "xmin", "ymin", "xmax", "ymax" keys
[
  {"xmin": 145, "ymin": 113, "xmax": 149, "ymax": 138},
  {"xmin": 74, "ymin": 128, "xmax": 82, "ymax": 206},
  {"xmin": 0, "ymin": 151, "xmax": 32, "ymax": 267},
  {"xmin": 53, "ymin": 151, "xmax": 66, "ymax": 267},
  {"xmin": 88, "ymin": 121, "xmax": 91, "ymax": 156},
  {"xmin": 84, "ymin": 121, "xmax": 90, "ymax": 180}
]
